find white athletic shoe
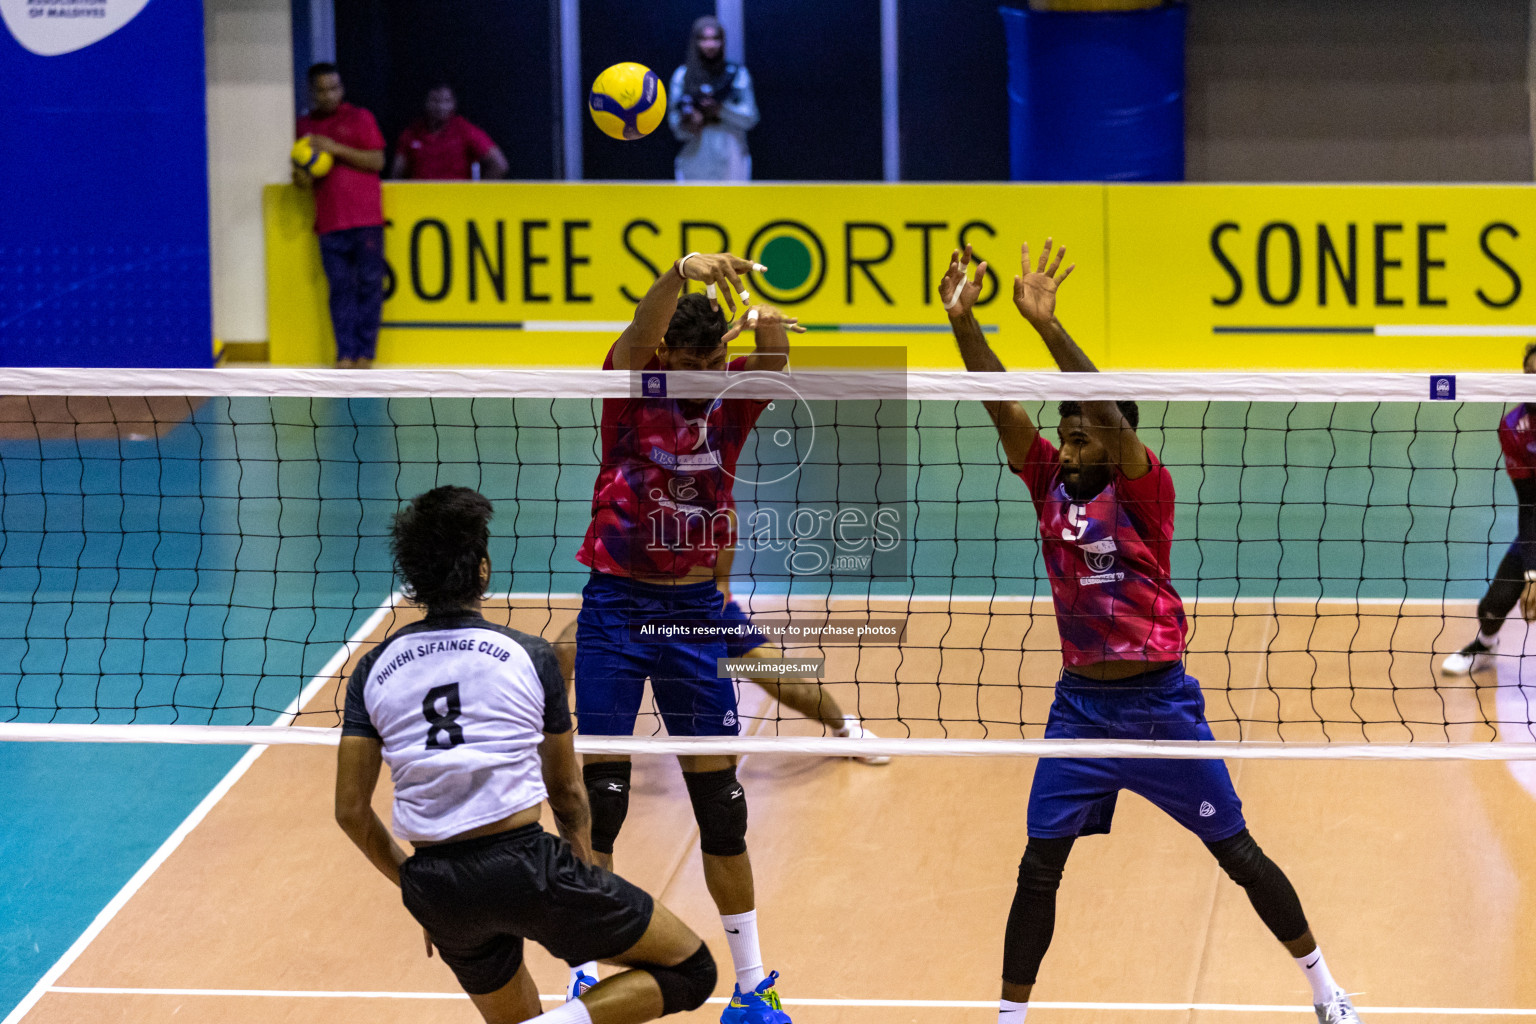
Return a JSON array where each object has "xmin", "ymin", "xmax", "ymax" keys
[
  {"xmin": 834, "ymin": 719, "xmax": 890, "ymax": 765},
  {"xmin": 1441, "ymin": 635, "xmax": 1497, "ymax": 676},
  {"xmin": 1315, "ymin": 988, "xmax": 1363, "ymax": 1023}
]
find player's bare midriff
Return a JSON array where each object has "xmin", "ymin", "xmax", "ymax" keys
[
  {"xmin": 1072, "ymin": 658, "xmax": 1181, "ymax": 681},
  {"xmin": 411, "ymin": 804, "xmax": 544, "ymax": 848}
]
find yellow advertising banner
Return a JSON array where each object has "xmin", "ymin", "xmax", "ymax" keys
[{"xmin": 265, "ymin": 182, "xmax": 1536, "ymax": 370}]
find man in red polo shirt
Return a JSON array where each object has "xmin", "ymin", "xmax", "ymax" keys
[
  {"xmin": 294, "ymin": 63, "xmax": 386, "ymax": 369},
  {"xmin": 391, "ymin": 83, "xmax": 509, "ymax": 181}
]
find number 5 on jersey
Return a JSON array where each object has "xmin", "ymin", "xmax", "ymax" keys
[
  {"xmin": 1062, "ymin": 503, "xmax": 1088, "ymax": 542},
  {"xmin": 423, "ymin": 683, "xmax": 465, "ymax": 749}
]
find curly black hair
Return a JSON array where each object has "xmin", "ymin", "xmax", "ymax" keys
[
  {"xmin": 1057, "ymin": 400, "xmax": 1140, "ymax": 430},
  {"xmin": 390, "ymin": 486, "xmax": 493, "ymax": 611},
  {"xmin": 664, "ymin": 292, "xmax": 727, "ymax": 350}
]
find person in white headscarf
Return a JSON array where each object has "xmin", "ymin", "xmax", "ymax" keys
[{"xmin": 667, "ymin": 16, "xmax": 759, "ymax": 182}]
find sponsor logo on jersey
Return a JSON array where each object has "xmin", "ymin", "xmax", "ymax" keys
[
  {"xmin": 649, "ymin": 445, "xmax": 677, "ymax": 469},
  {"xmin": 1081, "ymin": 572, "xmax": 1126, "ymax": 586},
  {"xmin": 1199, "ymin": 800, "xmax": 1216, "ymax": 818},
  {"xmin": 676, "ymin": 451, "xmax": 722, "ymax": 472},
  {"xmin": 1081, "ymin": 538, "xmax": 1118, "ymax": 574}
]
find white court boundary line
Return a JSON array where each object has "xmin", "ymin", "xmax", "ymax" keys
[
  {"xmin": 40, "ymin": 987, "xmax": 1536, "ymax": 1016},
  {"xmin": 0, "ymin": 593, "xmax": 404, "ymax": 1024},
  {"xmin": 3, "ymin": 728, "xmax": 1535, "ymax": 760}
]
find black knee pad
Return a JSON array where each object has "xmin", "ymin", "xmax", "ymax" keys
[
  {"xmin": 1206, "ymin": 828, "xmax": 1266, "ymax": 886},
  {"xmin": 1016, "ymin": 837, "xmax": 1072, "ymax": 895},
  {"xmin": 646, "ymin": 942, "xmax": 717, "ymax": 1016},
  {"xmin": 583, "ymin": 761, "xmax": 632, "ymax": 855},
  {"xmin": 683, "ymin": 768, "xmax": 748, "ymax": 857}
]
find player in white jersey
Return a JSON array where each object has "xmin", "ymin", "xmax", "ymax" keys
[{"xmin": 335, "ymin": 486, "xmax": 718, "ymax": 1024}]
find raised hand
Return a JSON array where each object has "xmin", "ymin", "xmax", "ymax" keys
[
  {"xmin": 723, "ymin": 304, "xmax": 805, "ymax": 342},
  {"xmin": 677, "ymin": 253, "xmax": 762, "ymax": 315},
  {"xmin": 1012, "ymin": 238, "xmax": 1075, "ymax": 328},
  {"xmin": 939, "ymin": 245, "xmax": 987, "ymax": 319}
]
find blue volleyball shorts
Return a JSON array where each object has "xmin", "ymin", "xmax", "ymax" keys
[
  {"xmin": 574, "ymin": 573, "xmax": 740, "ymax": 737},
  {"xmin": 1027, "ymin": 661, "xmax": 1247, "ymax": 843}
]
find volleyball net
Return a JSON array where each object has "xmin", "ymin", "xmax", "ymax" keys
[{"xmin": 2, "ymin": 365, "xmax": 1535, "ymax": 759}]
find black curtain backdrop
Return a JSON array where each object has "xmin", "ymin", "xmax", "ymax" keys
[
  {"xmin": 900, "ymin": 0, "xmax": 1011, "ymax": 181},
  {"xmin": 334, "ymin": 0, "xmax": 556, "ymax": 179},
  {"xmin": 578, "ymin": 0, "xmax": 697, "ymax": 180},
  {"xmin": 331, "ymin": 0, "xmax": 1013, "ymax": 182}
]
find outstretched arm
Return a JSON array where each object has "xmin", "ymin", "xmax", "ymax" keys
[
  {"xmin": 942, "ymin": 245, "xmax": 1037, "ymax": 468},
  {"xmin": 1014, "ymin": 239, "xmax": 1150, "ymax": 481},
  {"xmin": 612, "ymin": 253, "xmax": 757, "ymax": 369}
]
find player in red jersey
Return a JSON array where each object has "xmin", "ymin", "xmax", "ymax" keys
[
  {"xmin": 1442, "ymin": 343, "xmax": 1536, "ymax": 675},
  {"xmin": 573, "ymin": 252, "xmax": 799, "ymax": 1024},
  {"xmin": 942, "ymin": 240, "xmax": 1363, "ymax": 1024}
]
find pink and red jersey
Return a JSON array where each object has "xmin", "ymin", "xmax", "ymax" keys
[
  {"xmin": 577, "ymin": 346, "xmax": 767, "ymax": 578},
  {"xmin": 1015, "ymin": 434, "xmax": 1188, "ymax": 667},
  {"xmin": 1499, "ymin": 404, "xmax": 1536, "ymax": 481}
]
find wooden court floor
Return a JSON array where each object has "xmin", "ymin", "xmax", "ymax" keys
[{"xmin": 16, "ymin": 598, "xmax": 1536, "ymax": 1023}]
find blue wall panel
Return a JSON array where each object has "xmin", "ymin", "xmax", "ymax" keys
[
  {"xmin": 0, "ymin": 0, "xmax": 211, "ymax": 368},
  {"xmin": 1001, "ymin": 4, "xmax": 1186, "ymax": 182}
]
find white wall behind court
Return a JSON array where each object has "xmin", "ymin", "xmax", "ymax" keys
[{"xmin": 205, "ymin": 0, "xmax": 292, "ymax": 345}]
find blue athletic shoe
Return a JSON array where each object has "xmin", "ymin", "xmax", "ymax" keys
[
  {"xmin": 567, "ymin": 970, "xmax": 598, "ymax": 1001},
  {"xmin": 720, "ymin": 971, "xmax": 790, "ymax": 1024}
]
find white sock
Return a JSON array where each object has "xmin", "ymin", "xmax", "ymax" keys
[
  {"xmin": 1478, "ymin": 629, "xmax": 1499, "ymax": 647},
  {"xmin": 999, "ymin": 998, "xmax": 1029, "ymax": 1023},
  {"xmin": 721, "ymin": 909, "xmax": 766, "ymax": 990},
  {"xmin": 568, "ymin": 961, "xmax": 599, "ymax": 992},
  {"xmin": 531, "ymin": 997, "xmax": 593, "ymax": 1024},
  {"xmin": 835, "ymin": 714, "xmax": 858, "ymax": 736},
  {"xmin": 1295, "ymin": 947, "xmax": 1340, "ymax": 1003}
]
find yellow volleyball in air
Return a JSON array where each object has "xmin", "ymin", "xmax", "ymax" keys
[{"xmin": 588, "ymin": 62, "xmax": 667, "ymax": 141}]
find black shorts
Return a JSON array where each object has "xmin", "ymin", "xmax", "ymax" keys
[{"xmin": 399, "ymin": 823, "xmax": 654, "ymax": 995}]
